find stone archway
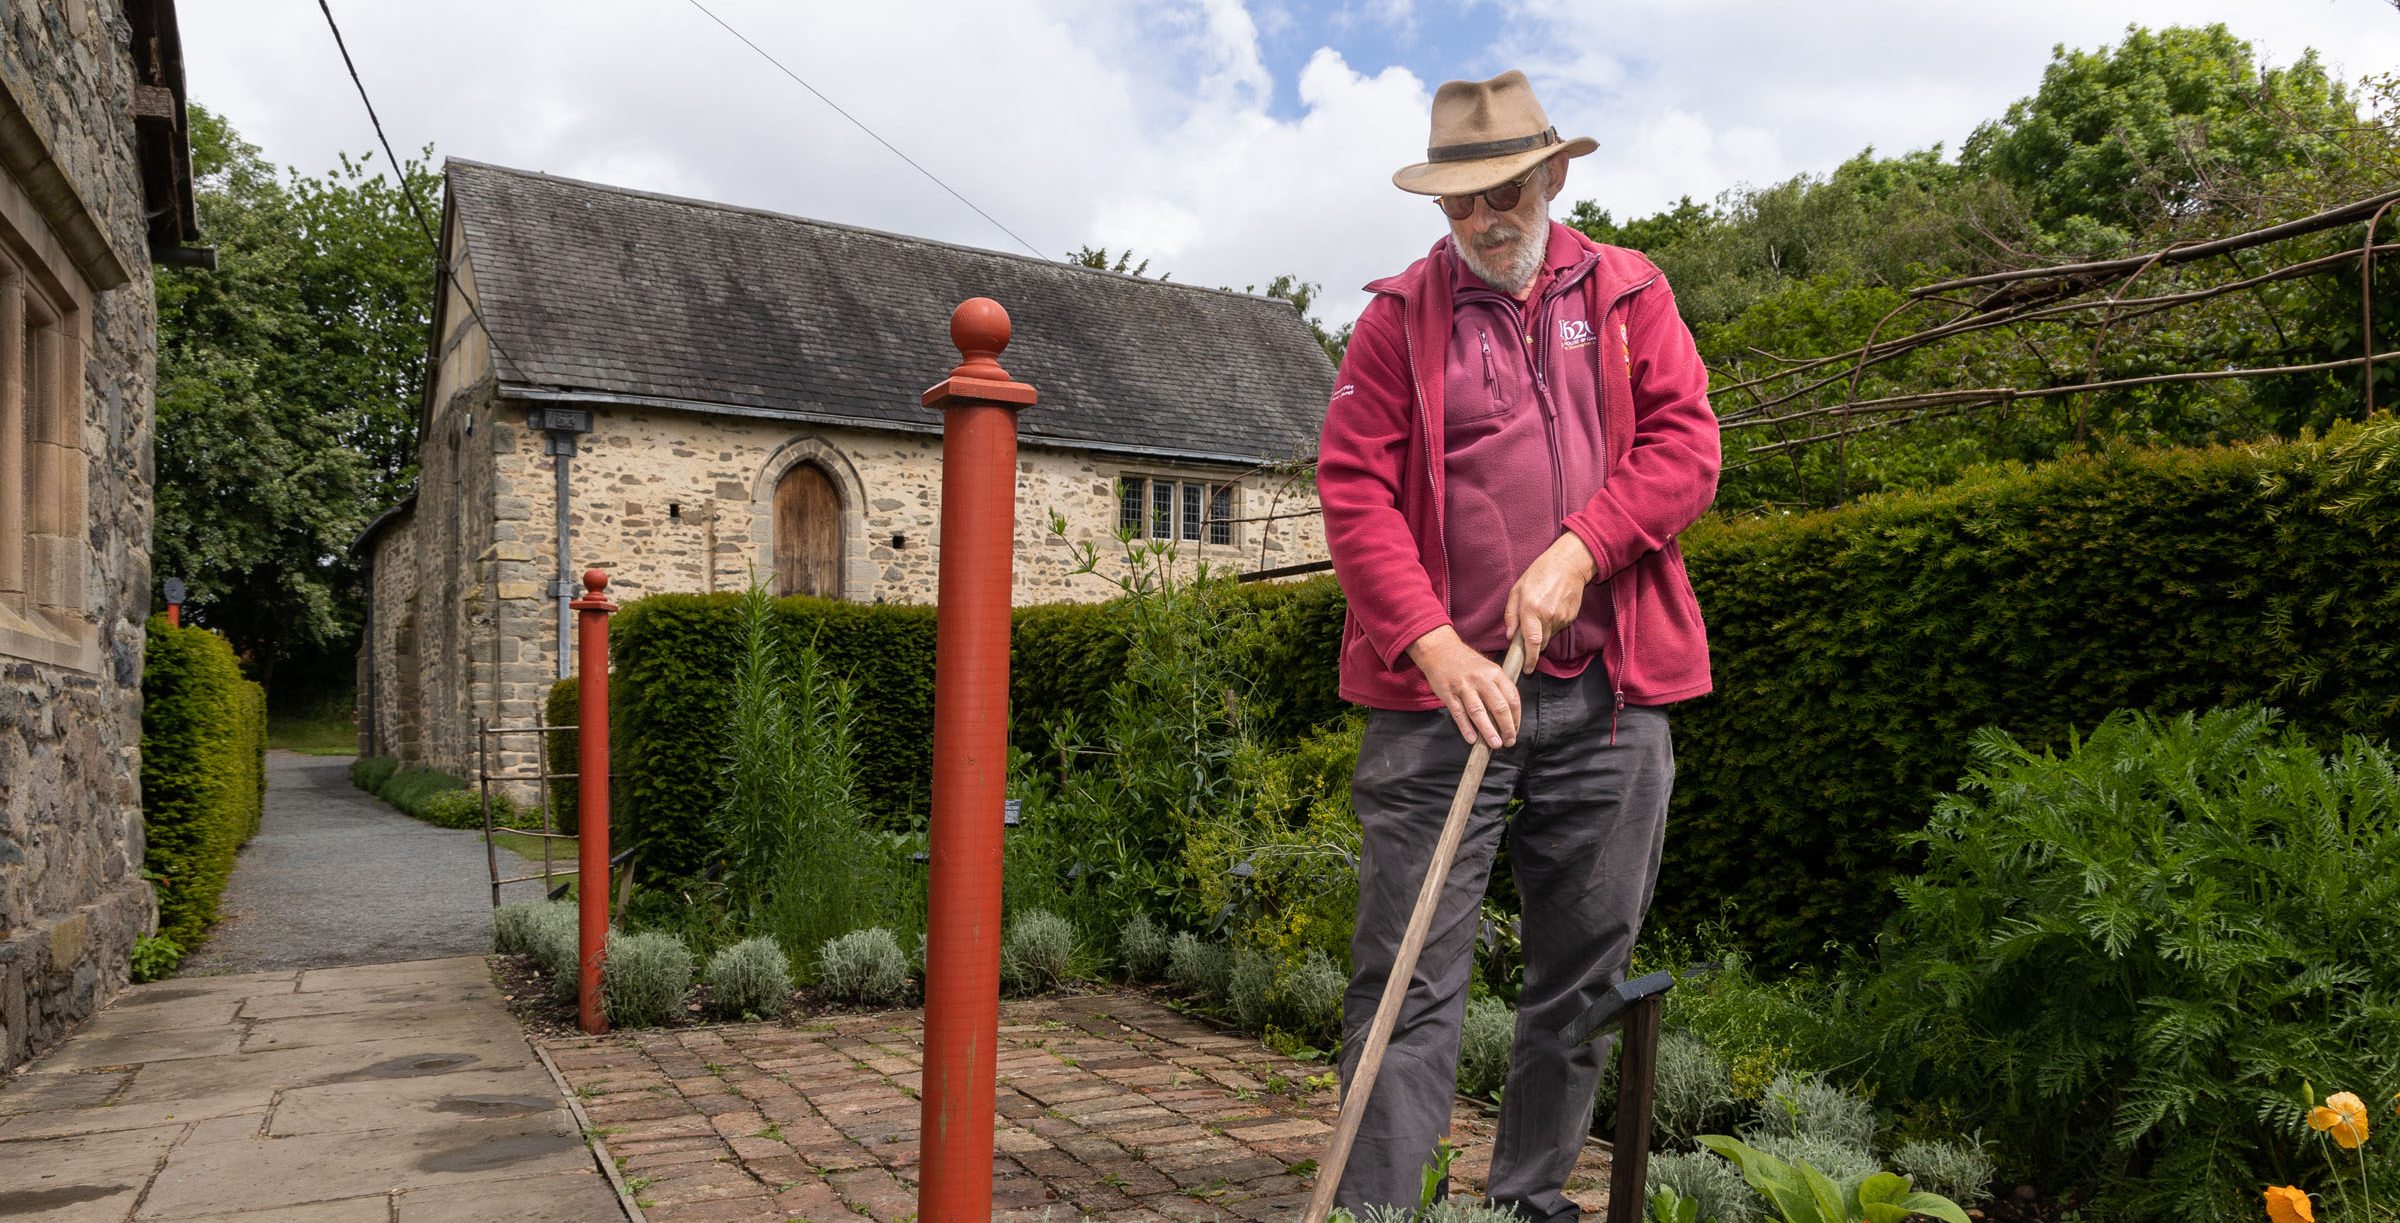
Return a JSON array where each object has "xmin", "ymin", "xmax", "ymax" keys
[
  {"xmin": 751, "ymin": 436, "xmax": 871, "ymax": 601},
  {"xmin": 773, "ymin": 462, "xmax": 842, "ymax": 598}
]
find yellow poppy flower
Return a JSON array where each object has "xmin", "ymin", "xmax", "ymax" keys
[
  {"xmin": 2308, "ymin": 1091, "xmax": 2370, "ymax": 1149},
  {"xmin": 2264, "ymin": 1185, "xmax": 2314, "ymax": 1223}
]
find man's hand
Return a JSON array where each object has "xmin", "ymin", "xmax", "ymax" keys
[
  {"xmin": 1407, "ymin": 625, "xmax": 1520, "ymax": 748},
  {"xmin": 1505, "ymin": 533, "xmax": 1599, "ymax": 660}
]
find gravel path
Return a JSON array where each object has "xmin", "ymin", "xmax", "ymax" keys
[{"xmin": 177, "ymin": 751, "xmax": 560, "ymax": 974}]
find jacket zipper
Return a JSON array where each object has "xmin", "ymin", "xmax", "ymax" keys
[
  {"xmin": 1596, "ymin": 274, "xmax": 1658, "ymax": 742},
  {"xmin": 1403, "ymin": 299, "xmax": 1447, "ymax": 616},
  {"xmin": 1514, "ymin": 294, "xmax": 1575, "ymax": 666}
]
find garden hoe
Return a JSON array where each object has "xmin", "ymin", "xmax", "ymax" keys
[{"xmin": 1302, "ymin": 636, "xmax": 1528, "ymax": 1223}]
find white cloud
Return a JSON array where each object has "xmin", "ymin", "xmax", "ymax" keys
[{"xmin": 180, "ymin": 0, "xmax": 2400, "ymax": 337}]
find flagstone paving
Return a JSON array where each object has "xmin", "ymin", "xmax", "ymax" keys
[
  {"xmin": 0, "ymin": 956, "xmax": 626, "ymax": 1221},
  {"xmin": 543, "ymin": 991, "xmax": 1612, "ymax": 1222}
]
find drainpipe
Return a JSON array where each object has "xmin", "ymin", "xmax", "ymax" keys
[
  {"xmin": 527, "ymin": 406, "xmax": 594, "ymax": 679},
  {"xmin": 553, "ymin": 437, "xmax": 573, "ymax": 677}
]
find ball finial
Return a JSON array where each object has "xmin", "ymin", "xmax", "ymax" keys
[
  {"xmin": 947, "ymin": 298, "xmax": 1012, "ymax": 381},
  {"xmin": 583, "ymin": 569, "xmax": 609, "ymax": 595}
]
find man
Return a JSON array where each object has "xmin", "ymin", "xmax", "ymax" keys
[{"xmin": 1317, "ymin": 69, "xmax": 1720, "ymax": 1220}]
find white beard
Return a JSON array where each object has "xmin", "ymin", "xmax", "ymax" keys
[{"xmin": 1459, "ymin": 214, "xmax": 1549, "ymax": 296}]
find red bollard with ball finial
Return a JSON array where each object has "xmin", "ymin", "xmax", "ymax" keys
[
  {"xmin": 569, "ymin": 568, "xmax": 617, "ymax": 1035},
  {"xmin": 916, "ymin": 299, "xmax": 1036, "ymax": 1222}
]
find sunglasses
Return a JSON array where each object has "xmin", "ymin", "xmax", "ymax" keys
[{"xmin": 1436, "ymin": 172, "xmax": 1535, "ymax": 221}]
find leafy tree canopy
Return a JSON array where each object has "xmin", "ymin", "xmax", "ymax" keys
[
  {"xmin": 1565, "ymin": 23, "xmax": 2393, "ymax": 512},
  {"xmin": 154, "ymin": 105, "xmax": 436, "ymax": 699}
]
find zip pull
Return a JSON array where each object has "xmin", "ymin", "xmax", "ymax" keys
[{"xmin": 1610, "ymin": 689, "xmax": 1625, "ymax": 745}]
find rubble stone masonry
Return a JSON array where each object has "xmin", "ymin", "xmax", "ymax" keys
[{"xmin": 0, "ymin": 1, "xmax": 164, "ymax": 1073}]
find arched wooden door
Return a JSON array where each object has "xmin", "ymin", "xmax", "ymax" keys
[{"xmin": 773, "ymin": 462, "xmax": 842, "ymax": 598}]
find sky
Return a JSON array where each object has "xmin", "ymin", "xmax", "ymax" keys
[{"xmin": 182, "ymin": 0, "xmax": 2400, "ymax": 327}]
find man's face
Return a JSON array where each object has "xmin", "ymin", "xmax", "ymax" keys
[{"xmin": 1449, "ymin": 154, "xmax": 1563, "ymax": 297}]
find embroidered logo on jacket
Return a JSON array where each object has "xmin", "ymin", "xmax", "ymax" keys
[{"xmin": 1558, "ymin": 319, "xmax": 1596, "ymax": 350}]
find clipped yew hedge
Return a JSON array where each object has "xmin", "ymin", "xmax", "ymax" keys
[
  {"xmin": 604, "ymin": 420, "xmax": 2400, "ymax": 961},
  {"xmin": 1660, "ymin": 421, "xmax": 2400, "ymax": 959},
  {"xmin": 141, "ymin": 617, "xmax": 267, "ymax": 947},
  {"xmin": 609, "ymin": 583, "xmax": 1347, "ymax": 883},
  {"xmin": 611, "ymin": 595, "xmax": 937, "ymax": 879},
  {"xmin": 544, "ymin": 677, "xmax": 580, "ymax": 836}
]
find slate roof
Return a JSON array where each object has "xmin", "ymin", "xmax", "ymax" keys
[{"xmin": 444, "ymin": 160, "xmax": 1335, "ymax": 465}]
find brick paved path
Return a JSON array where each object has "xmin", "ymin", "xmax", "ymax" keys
[{"xmin": 543, "ymin": 991, "xmax": 1610, "ymax": 1222}]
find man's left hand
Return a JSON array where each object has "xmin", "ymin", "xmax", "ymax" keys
[{"xmin": 1504, "ymin": 533, "xmax": 1599, "ymax": 659}]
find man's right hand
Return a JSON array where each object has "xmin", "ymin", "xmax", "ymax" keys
[{"xmin": 1406, "ymin": 625, "xmax": 1520, "ymax": 749}]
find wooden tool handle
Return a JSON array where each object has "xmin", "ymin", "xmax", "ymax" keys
[{"xmin": 1303, "ymin": 636, "xmax": 1528, "ymax": 1223}]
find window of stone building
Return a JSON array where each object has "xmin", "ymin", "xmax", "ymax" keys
[
  {"xmin": 0, "ymin": 227, "xmax": 91, "ymax": 671},
  {"xmin": 1115, "ymin": 476, "xmax": 1238, "ymax": 547}
]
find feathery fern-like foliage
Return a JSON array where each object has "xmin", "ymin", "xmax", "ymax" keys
[{"xmin": 1859, "ymin": 706, "xmax": 2400, "ymax": 1222}]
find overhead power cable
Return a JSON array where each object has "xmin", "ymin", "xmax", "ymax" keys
[
  {"xmin": 678, "ymin": 0, "xmax": 1050, "ymax": 260},
  {"xmin": 314, "ymin": 0, "xmax": 524, "ymax": 382}
]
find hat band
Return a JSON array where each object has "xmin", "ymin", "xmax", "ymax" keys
[{"xmin": 1426, "ymin": 127, "xmax": 1559, "ymax": 163}]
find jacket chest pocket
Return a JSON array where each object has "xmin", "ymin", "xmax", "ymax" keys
[{"xmin": 1448, "ymin": 327, "xmax": 1517, "ymax": 426}]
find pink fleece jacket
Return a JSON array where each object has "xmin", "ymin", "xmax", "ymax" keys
[{"xmin": 1318, "ymin": 222, "xmax": 1720, "ymax": 712}]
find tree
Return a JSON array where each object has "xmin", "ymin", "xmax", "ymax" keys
[
  {"xmin": 1960, "ymin": 24, "xmax": 2352, "ymax": 238},
  {"xmin": 153, "ymin": 106, "xmax": 437, "ymax": 701},
  {"xmin": 1068, "ymin": 245, "xmax": 1162, "ymax": 279},
  {"xmin": 1246, "ymin": 273, "xmax": 1348, "ymax": 367}
]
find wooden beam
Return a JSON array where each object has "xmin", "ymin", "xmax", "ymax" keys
[{"xmin": 131, "ymin": 85, "xmax": 176, "ymax": 122}]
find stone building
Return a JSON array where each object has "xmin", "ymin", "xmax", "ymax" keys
[
  {"xmin": 356, "ymin": 161, "xmax": 1332, "ymax": 783},
  {"xmin": 0, "ymin": 0, "xmax": 204, "ymax": 1072}
]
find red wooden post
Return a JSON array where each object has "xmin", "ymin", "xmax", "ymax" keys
[
  {"xmin": 570, "ymin": 568, "xmax": 618, "ymax": 1035},
  {"xmin": 917, "ymin": 298, "xmax": 1036, "ymax": 1222}
]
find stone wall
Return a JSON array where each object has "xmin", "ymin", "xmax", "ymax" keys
[
  {"xmin": 364, "ymin": 397, "xmax": 1330, "ymax": 788},
  {"xmin": 0, "ymin": 0, "xmax": 164, "ymax": 1073}
]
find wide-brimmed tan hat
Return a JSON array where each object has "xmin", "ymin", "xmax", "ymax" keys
[{"xmin": 1393, "ymin": 70, "xmax": 1597, "ymax": 197}]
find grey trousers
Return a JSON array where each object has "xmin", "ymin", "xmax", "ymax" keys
[{"xmin": 1334, "ymin": 663, "xmax": 1674, "ymax": 1221}]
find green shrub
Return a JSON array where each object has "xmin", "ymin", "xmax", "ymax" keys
[
  {"xmin": 1283, "ymin": 947, "xmax": 1348, "ymax": 1038},
  {"xmin": 1891, "ymin": 1138, "xmax": 1994, "ymax": 1207},
  {"xmin": 611, "ymin": 591, "xmax": 938, "ymax": 881},
  {"xmin": 1118, "ymin": 911, "xmax": 1168, "ymax": 980},
  {"xmin": 1655, "ymin": 1029, "xmax": 1738, "ymax": 1149},
  {"xmin": 1665, "ymin": 419, "xmax": 2400, "ymax": 959},
  {"xmin": 1456, "ymin": 995, "xmax": 1515, "ymax": 1100},
  {"xmin": 1227, "ymin": 947, "xmax": 1277, "ymax": 1029},
  {"xmin": 1648, "ymin": 1149, "xmax": 1763, "ymax": 1223},
  {"xmin": 1659, "ymin": 952, "xmax": 1844, "ymax": 1101},
  {"xmin": 129, "ymin": 934, "xmax": 184, "ymax": 984},
  {"xmin": 703, "ymin": 936, "xmax": 792, "ymax": 1019},
  {"xmin": 1737, "ymin": 1131, "xmax": 1880, "ymax": 1195},
  {"xmin": 493, "ymin": 900, "xmax": 574, "ymax": 958},
  {"xmin": 383, "ymin": 766, "xmax": 466, "ymax": 816},
  {"xmin": 526, "ymin": 905, "xmax": 582, "ymax": 999},
  {"xmin": 1750, "ymin": 1072, "xmax": 1878, "ymax": 1153},
  {"xmin": 712, "ymin": 583, "xmax": 914, "ymax": 957},
  {"xmin": 351, "ymin": 755, "xmax": 399, "ymax": 792},
  {"xmin": 816, "ymin": 928, "xmax": 909, "ymax": 1006},
  {"xmin": 612, "ymin": 576, "xmax": 1350, "ymax": 889},
  {"xmin": 999, "ymin": 908, "xmax": 1076, "ymax": 996},
  {"xmin": 1165, "ymin": 932, "xmax": 1230, "ymax": 1000},
  {"xmin": 416, "ymin": 789, "xmax": 489, "ymax": 830},
  {"xmin": 1337, "ymin": 1205, "xmax": 1528, "ymax": 1223},
  {"xmin": 543, "ymin": 676, "xmax": 580, "ymax": 836},
  {"xmin": 1855, "ymin": 706, "xmax": 2400, "ymax": 1222},
  {"xmin": 141, "ymin": 617, "xmax": 267, "ymax": 948},
  {"xmin": 601, "ymin": 930, "xmax": 693, "ymax": 1027}
]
